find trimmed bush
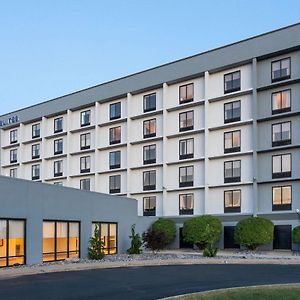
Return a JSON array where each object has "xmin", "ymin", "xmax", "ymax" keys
[
  {"xmin": 182, "ymin": 215, "xmax": 222, "ymax": 249},
  {"xmin": 152, "ymin": 219, "xmax": 176, "ymax": 245},
  {"xmin": 127, "ymin": 224, "xmax": 142, "ymax": 254},
  {"xmin": 292, "ymin": 226, "xmax": 300, "ymax": 244},
  {"xmin": 234, "ymin": 217, "xmax": 274, "ymax": 250},
  {"xmin": 142, "ymin": 229, "xmax": 167, "ymax": 253}
]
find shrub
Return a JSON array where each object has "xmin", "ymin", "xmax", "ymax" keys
[
  {"xmin": 203, "ymin": 244, "xmax": 218, "ymax": 257},
  {"xmin": 88, "ymin": 224, "xmax": 105, "ymax": 260},
  {"xmin": 152, "ymin": 219, "xmax": 176, "ymax": 245},
  {"xmin": 234, "ymin": 217, "xmax": 274, "ymax": 250},
  {"xmin": 142, "ymin": 229, "xmax": 167, "ymax": 253},
  {"xmin": 127, "ymin": 224, "xmax": 142, "ymax": 254},
  {"xmin": 292, "ymin": 226, "xmax": 300, "ymax": 244},
  {"xmin": 182, "ymin": 215, "xmax": 222, "ymax": 249}
]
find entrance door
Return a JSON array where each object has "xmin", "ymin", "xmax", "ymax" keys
[
  {"xmin": 179, "ymin": 228, "xmax": 193, "ymax": 248},
  {"xmin": 224, "ymin": 226, "xmax": 239, "ymax": 249},
  {"xmin": 273, "ymin": 225, "xmax": 292, "ymax": 250}
]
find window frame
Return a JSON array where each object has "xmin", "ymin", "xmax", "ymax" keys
[
  {"xmin": 179, "ymin": 166, "xmax": 194, "ymax": 187},
  {"xmin": 9, "ymin": 168, "xmax": 17, "ymax": 178},
  {"xmin": 224, "ymin": 100, "xmax": 241, "ymax": 124},
  {"xmin": 143, "ymin": 144, "xmax": 156, "ymax": 165},
  {"xmin": 224, "ymin": 70, "xmax": 241, "ymax": 94},
  {"xmin": 10, "ymin": 149, "xmax": 17, "ymax": 164},
  {"xmin": 31, "ymin": 164, "xmax": 40, "ymax": 180},
  {"xmin": 272, "ymin": 153, "xmax": 291, "ymax": 179},
  {"xmin": 179, "ymin": 83, "xmax": 194, "ymax": 104},
  {"xmin": 143, "ymin": 93, "xmax": 156, "ymax": 113},
  {"xmin": 179, "ymin": 138, "xmax": 194, "ymax": 160},
  {"xmin": 31, "ymin": 143, "xmax": 40, "ymax": 159},
  {"xmin": 80, "ymin": 156, "xmax": 91, "ymax": 173},
  {"xmin": 80, "ymin": 133, "xmax": 91, "ymax": 150},
  {"xmin": 109, "ymin": 126, "xmax": 121, "ymax": 145},
  {"xmin": 271, "ymin": 57, "xmax": 291, "ymax": 83},
  {"xmin": 179, "ymin": 111, "xmax": 194, "ymax": 132},
  {"xmin": 143, "ymin": 196, "xmax": 156, "ymax": 216},
  {"xmin": 109, "ymin": 175, "xmax": 121, "ymax": 194},
  {"xmin": 271, "ymin": 89, "xmax": 291, "ymax": 115},
  {"xmin": 224, "ymin": 190, "xmax": 241, "ymax": 213},
  {"xmin": 179, "ymin": 193, "xmax": 194, "ymax": 215},
  {"xmin": 143, "ymin": 170, "xmax": 156, "ymax": 191},
  {"xmin": 32, "ymin": 123, "xmax": 40, "ymax": 139},
  {"xmin": 224, "ymin": 160, "xmax": 241, "ymax": 183},
  {"xmin": 272, "ymin": 121, "xmax": 291, "ymax": 147},
  {"xmin": 10, "ymin": 129, "xmax": 18, "ymax": 144},
  {"xmin": 224, "ymin": 130, "xmax": 241, "ymax": 153},
  {"xmin": 143, "ymin": 119, "xmax": 156, "ymax": 139},
  {"xmin": 54, "ymin": 139, "xmax": 63, "ymax": 155},
  {"xmin": 80, "ymin": 110, "xmax": 91, "ymax": 127},
  {"xmin": 80, "ymin": 178, "xmax": 91, "ymax": 191},
  {"xmin": 54, "ymin": 160, "xmax": 63, "ymax": 177},
  {"xmin": 272, "ymin": 185, "xmax": 292, "ymax": 211},
  {"xmin": 54, "ymin": 117, "xmax": 63, "ymax": 133},
  {"xmin": 109, "ymin": 102, "xmax": 121, "ymax": 120},
  {"xmin": 109, "ymin": 151, "xmax": 121, "ymax": 169}
]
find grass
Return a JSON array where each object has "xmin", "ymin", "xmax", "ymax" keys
[{"xmin": 172, "ymin": 285, "xmax": 300, "ymax": 300}]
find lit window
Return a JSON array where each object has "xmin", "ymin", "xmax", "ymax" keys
[
  {"xmin": 224, "ymin": 190, "xmax": 241, "ymax": 213},
  {"xmin": 143, "ymin": 196, "xmax": 156, "ymax": 216},
  {"xmin": 224, "ymin": 130, "xmax": 241, "ymax": 153},
  {"xmin": 109, "ymin": 126, "xmax": 121, "ymax": 144},
  {"xmin": 92, "ymin": 222, "xmax": 117, "ymax": 254},
  {"xmin": 179, "ymin": 194, "xmax": 194, "ymax": 215},
  {"xmin": 272, "ymin": 90, "xmax": 291, "ymax": 114},
  {"xmin": 143, "ymin": 119, "xmax": 156, "ymax": 138},
  {"xmin": 272, "ymin": 186, "xmax": 291, "ymax": 211}
]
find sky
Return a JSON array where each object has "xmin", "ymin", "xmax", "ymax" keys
[{"xmin": 0, "ymin": 0, "xmax": 299, "ymax": 115}]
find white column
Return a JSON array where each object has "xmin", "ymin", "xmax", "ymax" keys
[
  {"xmin": 162, "ymin": 82, "xmax": 168, "ymax": 217},
  {"xmin": 94, "ymin": 102, "xmax": 100, "ymax": 192},
  {"xmin": 126, "ymin": 92, "xmax": 132, "ymax": 198}
]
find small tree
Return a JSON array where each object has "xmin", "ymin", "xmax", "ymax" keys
[
  {"xmin": 292, "ymin": 226, "xmax": 300, "ymax": 244},
  {"xmin": 152, "ymin": 219, "xmax": 176, "ymax": 245},
  {"xmin": 127, "ymin": 224, "xmax": 142, "ymax": 254},
  {"xmin": 234, "ymin": 217, "xmax": 274, "ymax": 250},
  {"xmin": 88, "ymin": 224, "xmax": 105, "ymax": 260},
  {"xmin": 142, "ymin": 229, "xmax": 167, "ymax": 253}
]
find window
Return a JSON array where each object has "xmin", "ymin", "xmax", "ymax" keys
[
  {"xmin": 54, "ymin": 117, "xmax": 63, "ymax": 133},
  {"xmin": 80, "ymin": 133, "xmax": 91, "ymax": 150},
  {"xmin": 32, "ymin": 164, "xmax": 40, "ymax": 180},
  {"xmin": 80, "ymin": 110, "xmax": 90, "ymax": 127},
  {"xmin": 54, "ymin": 160, "xmax": 63, "ymax": 177},
  {"xmin": 109, "ymin": 151, "xmax": 121, "ymax": 169},
  {"xmin": 53, "ymin": 182, "xmax": 63, "ymax": 186},
  {"xmin": 143, "ymin": 93, "xmax": 156, "ymax": 112},
  {"xmin": 43, "ymin": 221, "xmax": 80, "ymax": 262},
  {"xmin": 224, "ymin": 130, "xmax": 241, "ymax": 153},
  {"xmin": 80, "ymin": 156, "xmax": 91, "ymax": 173},
  {"xmin": 272, "ymin": 122, "xmax": 291, "ymax": 147},
  {"xmin": 271, "ymin": 57, "xmax": 291, "ymax": 82},
  {"xmin": 224, "ymin": 70, "xmax": 241, "ymax": 94},
  {"xmin": 224, "ymin": 101, "xmax": 241, "ymax": 123},
  {"xmin": 272, "ymin": 154, "xmax": 291, "ymax": 178},
  {"xmin": 109, "ymin": 175, "xmax": 121, "ymax": 194},
  {"xmin": 143, "ymin": 119, "xmax": 156, "ymax": 138},
  {"xmin": 143, "ymin": 170, "xmax": 156, "ymax": 191},
  {"xmin": 272, "ymin": 186, "xmax": 291, "ymax": 211},
  {"xmin": 32, "ymin": 144, "xmax": 40, "ymax": 159},
  {"xmin": 54, "ymin": 139, "xmax": 63, "ymax": 155},
  {"xmin": 179, "ymin": 166, "xmax": 194, "ymax": 187},
  {"xmin": 179, "ymin": 194, "xmax": 194, "ymax": 215},
  {"xmin": 0, "ymin": 219, "xmax": 25, "ymax": 267},
  {"xmin": 110, "ymin": 102, "xmax": 121, "ymax": 120},
  {"xmin": 10, "ymin": 149, "xmax": 17, "ymax": 163},
  {"xmin": 10, "ymin": 129, "xmax": 18, "ymax": 144},
  {"xmin": 224, "ymin": 190, "xmax": 241, "ymax": 213},
  {"xmin": 109, "ymin": 126, "xmax": 121, "ymax": 144},
  {"xmin": 143, "ymin": 196, "xmax": 156, "ymax": 216},
  {"xmin": 143, "ymin": 144, "xmax": 156, "ymax": 164},
  {"xmin": 92, "ymin": 222, "xmax": 117, "ymax": 254},
  {"xmin": 80, "ymin": 178, "xmax": 90, "ymax": 191},
  {"xmin": 179, "ymin": 111, "xmax": 194, "ymax": 132},
  {"xmin": 32, "ymin": 123, "xmax": 40, "ymax": 138},
  {"xmin": 224, "ymin": 160, "xmax": 241, "ymax": 183},
  {"xmin": 179, "ymin": 138, "xmax": 194, "ymax": 159},
  {"xmin": 179, "ymin": 83, "xmax": 194, "ymax": 104},
  {"xmin": 9, "ymin": 168, "xmax": 17, "ymax": 178},
  {"xmin": 272, "ymin": 90, "xmax": 291, "ymax": 115}
]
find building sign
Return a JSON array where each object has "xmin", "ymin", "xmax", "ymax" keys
[{"xmin": 0, "ymin": 116, "xmax": 20, "ymax": 127}]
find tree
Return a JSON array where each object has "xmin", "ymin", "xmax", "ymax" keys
[
  {"xmin": 142, "ymin": 229, "xmax": 168, "ymax": 253},
  {"xmin": 234, "ymin": 217, "xmax": 274, "ymax": 250},
  {"xmin": 152, "ymin": 219, "xmax": 176, "ymax": 245},
  {"xmin": 292, "ymin": 226, "xmax": 300, "ymax": 244},
  {"xmin": 88, "ymin": 224, "xmax": 105, "ymax": 260},
  {"xmin": 127, "ymin": 224, "xmax": 142, "ymax": 254}
]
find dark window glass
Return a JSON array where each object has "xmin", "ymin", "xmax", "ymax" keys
[
  {"xmin": 109, "ymin": 175, "xmax": 121, "ymax": 194},
  {"xmin": 224, "ymin": 71, "xmax": 241, "ymax": 93},
  {"xmin": 143, "ymin": 119, "xmax": 156, "ymax": 138},
  {"xmin": 80, "ymin": 178, "xmax": 90, "ymax": 191},
  {"xmin": 224, "ymin": 101, "xmax": 241, "ymax": 123},
  {"xmin": 272, "ymin": 186, "xmax": 291, "ymax": 211},
  {"xmin": 32, "ymin": 164, "xmax": 40, "ymax": 180},
  {"xmin": 32, "ymin": 124, "xmax": 40, "ymax": 138},
  {"xmin": 179, "ymin": 83, "xmax": 194, "ymax": 104},
  {"xmin": 92, "ymin": 222, "xmax": 117, "ymax": 254},
  {"xmin": 272, "ymin": 154, "xmax": 291, "ymax": 178},
  {"xmin": 10, "ymin": 149, "xmax": 17, "ymax": 163},
  {"xmin": 224, "ymin": 190, "xmax": 241, "ymax": 213},
  {"xmin": 179, "ymin": 138, "xmax": 194, "ymax": 159},
  {"xmin": 9, "ymin": 168, "xmax": 17, "ymax": 178},
  {"xmin": 179, "ymin": 111, "xmax": 194, "ymax": 132},
  {"xmin": 143, "ymin": 93, "xmax": 156, "ymax": 112},
  {"xmin": 80, "ymin": 133, "xmax": 91, "ymax": 150},
  {"xmin": 32, "ymin": 144, "xmax": 40, "ymax": 159},
  {"xmin": 109, "ymin": 151, "xmax": 121, "ymax": 169},
  {"xmin": 54, "ymin": 160, "xmax": 63, "ymax": 177},
  {"xmin": 143, "ymin": 170, "xmax": 156, "ymax": 191},
  {"xmin": 80, "ymin": 110, "xmax": 91, "ymax": 127},
  {"xmin": 143, "ymin": 196, "xmax": 156, "ymax": 216},
  {"xmin": 109, "ymin": 126, "xmax": 121, "ymax": 144},
  {"xmin": 272, "ymin": 90, "xmax": 291, "ymax": 114},
  {"xmin": 54, "ymin": 139, "xmax": 63, "ymax": 155},
  {"xmin": 143, "ymin": 144, "xmax": 156, "ymax": 164},
  {"xmin": 224, "ymin": 160, "xmax": 241, "ymax": 183},
  {"xmin": 271, "ymin": 58, "xmax": 291, "ymax": 82},
  {"xmin": 10, "ymin": 129, "xmax": 18, "ymax": 144},
  {"xmin": 272, "ymin": 122, "xmax": 291, "ymax": 147},
  {"xmin": 179, "ymin": 166, "xmax": 194, "ymax": 187},
  {"xmin": 54, "ymin": 117, "xmax": 63, "ymax": 133},
  {"xmin": 179, "ymin": 193, "xmax": 194, "ymax": 215},
  {"xmin": 224, "ymin": 130, "xmax": 241, "ymax": 153},
  {"xmin": 80, "ymin": 156, "xmax": 91, "ymax": 173},
  {"xmin": 110, "ymin": 102, "xmax": 121, "ymax": 120}
]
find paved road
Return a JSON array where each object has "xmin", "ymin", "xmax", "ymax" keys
[{"xmin": 0, "ymin": 264, "xmax": 300, "ymax": 299}]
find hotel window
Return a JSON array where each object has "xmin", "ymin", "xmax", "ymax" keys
[
  {"xmin": 224, "ymin": 130, "xmax": 241, "ymax": 153},
  {"xmin": 9, "ymin": 168, "xmax": 17, "ymax": 178},
  {"xmin": 224, "ymin": 70, "xmax": 241, "ymax": 94},
  {"xmin": 143, "ymin": 93, "xmax": 156, "ymax": 112},
  {"xmin": 143, "ymin": 119, "xmax": 156, "ymax": 138},
  {"xmin": 143, "ymin": 196, "xmax": 156, "ymax": 216},
  {"xmin": 80, "ymin": 178, "xmax": 90, "ymax": 191},
  {"xmin": 0, "ymin": 219, "xmax": 25, "ymax": 268},
  {"xmin": 10, "ymin": 129, "xmax": 18, "ymax": 144},
  {"xmin": 80, "ymin": 156, "xmax": 91, "ymax": 173},
  {"xmin": 224, "ymin": 101, "xmax": 241, "ymax": 123},
  {"xmin": 10, "ymin": 149, "xmax": 17, "ymax": 163},
  {"xmin": 143, "ymin": 170, "xmax": 156, "ymax": 191},
  {"xmin": 109, "ymin": 151, "xmax": 121, "ymax": 169},
  {"xmin": 32, "ymin": 144, "xmax": 40, "ymax": 159},
  {"xmin": 179, "ymin": 166, "xmax": 194, "ymax": 187},
  {"xmin": 224, "ymin": 160, "xmax": 241, "ymax": 183},
  {"xmin": 179, "ymin": 83, "xmax": 194, "ymax": 104},
  {"xmin": 224, "ymin": 190, "xmax": 241, "ymax": 213},
  {"xmin": 54, "ymin": 160, "xmax": 63, "ymax": 177},
  {"xmin": 272, "ymin": 154, "xmax": 291, "ymax": 179},
  {"xmin": 80, "ymin": 133, "xmax": 91, "ymax": 150},
  {"xmin": 179, "ymin": 193, "xmax": 194, "ymax": 215},
  {"xmin": 32, "ymin": 164, "xmax": 40, "ymax": 180},
  {"xmin": 43, "ymin": 221, "xmax": 80, "ymax": 262},
  {"xmin": 271, "ymin": 57, "xmax": 291, "ymax": 82},
  {"xmin": 272, "ymin": 121, "xmax": 291, "ymax": 147},
  {"xmin": 179, "ymin": 111, "xmax": 194, "ymax": 132},
  {"xmin": 110, "ymin": 102, "xmax": 121, "ymax": 120},
  {"xmin": 80, "ymin": 110, "xmax": 91, "ymax": 127},
  {"xmin": 32, "ymin": 123, "xmax": 40, "ymax": 139},
  {"xmin": 143, "ymin": 144, "xmax": 156, "ymax": 165},
  {"xmin": 53, "ymin": 182, "xmax": 63, "ymax": 186},
  {"xmin": 272, "ymin": 90, "xmax": 291, "ymax": 115},
  {"xmin": 54, "ymin": 139, "xmax": 63, "ymax": 155},
  {"xmin": 109, "ymin": 126, "xmax": 121, "ymax": 144},
  {"xmin": 54, "ymin": 117, "xmax": 63, "ymax": 133},
  {"xmin": 92, "ymin": 222, "xmax": 117, "ymax": 254},
  {"xmin": 179, "ymin": 138, "xmax": 194, "ymax": 160},
  {"xmin": 109, "ymin": 175, "xmax": 121, "ymax": 194},
  {"xmin": 272, "ymin": 186, "xmax": 291, "ymax": 211}
]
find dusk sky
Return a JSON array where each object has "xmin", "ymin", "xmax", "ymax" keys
[{"xmin": 1, "ymin": 0, "xmax": 299, "ymax": 115}]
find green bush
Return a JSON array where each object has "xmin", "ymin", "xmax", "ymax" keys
[
  {"xmin": 88, "ymin": 225, "xmax": 105, "ymax": 260},
  {"xmin": 182, "ymin": 215, "xmax": 222, "ymax": 249},
  {"xmin": 292, "ymin": 226, "xmax": 300, "ymax": 244},
  {"xmin": 234, "ymin": 217, "xmax": 274, "ymax": 250},
  {"xmin": 127, "ymin": 224, "xmax": 142, "ymax": 254},
  {"xmin": 152, "ymin": 218, "xmax": 176, "ymax": 245},
  {"xmin": 203, "ymin": 244, "xmax": 218, "ymax": 257},
  {"xmin": 142, "ymin": 229, "xmax": 167, "ymax": 253}
]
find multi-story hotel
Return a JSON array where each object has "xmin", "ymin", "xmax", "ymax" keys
[{"xmin": 1, "ymin": 23, "xmax": 300, "ymax": 249}]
